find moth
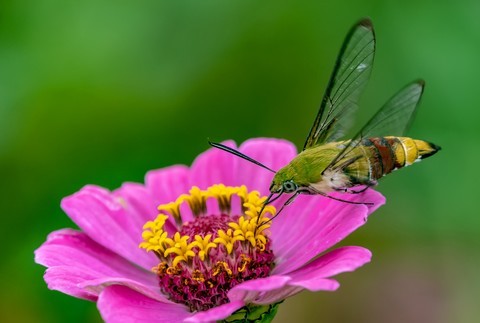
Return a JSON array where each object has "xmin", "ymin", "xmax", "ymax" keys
[{"xmin": 210, "ymin": 18, "xmax": 440, "ymax": 219}]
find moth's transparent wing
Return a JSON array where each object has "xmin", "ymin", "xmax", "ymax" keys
[
  {"xmin": 325, "ymin": 80, "xmax": 425, "ymax": 171},
  {"xmin": 303, "ymin": 18, "xmax": 376, "ymax": 151}
]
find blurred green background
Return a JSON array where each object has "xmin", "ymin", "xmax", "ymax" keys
[{"xmin": 0, "ymin": 0, "xmax": 478, "ymax": 322}]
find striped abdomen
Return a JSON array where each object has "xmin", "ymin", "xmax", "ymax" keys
[{"xmin": 360, "ymin": 136, "xmax": 440, "ymax": 181}]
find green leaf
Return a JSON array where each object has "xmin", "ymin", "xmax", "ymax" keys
[{"xmin": 222, "ymin": 302, "xmax": 283, "ymax": 323}]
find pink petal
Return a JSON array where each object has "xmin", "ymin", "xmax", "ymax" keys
[
  {"xmin": 271, "ymin": 189, "xmax": 385, "ymax": 274},
  {"xmin": 145, "ymin": 165, "xmax": 191, "ymax": 232},
  {"xmin": 145, "ymin": 165, "xmax": 191, "ymax": 206},
  {"xmin": 41, "ymin": 266, "xmax": 98, "ymax": 301},
  {"xmin": 227, "ymin": 274, "xmax": 338, "ymax": 306},
  {"xmin": 250, "ymin": 285, "xmax": 304, "ymax": 305},
  {"xmin": 226, "ymin": 275, "xmax": 340, "ymax": 306},
  {"xmin": 98, "ymin": 285, "xmax": 190, "ymax": 323},
  {"xmin": 288, "ymin": 278, "xmax": 340, "ymax": 291},
  {"xmin": 227, "ymin": 275, "xmax": 291, "ymax": 304},
  {"xmin": 79, "ymin": 277, "xmax": 174, "ymax": 304},
  {"xmin": 189, "ymin": 140, "xmax": 241, "ymax": 190},
  {"xmin": 113, "ymin": 182, "xmax": 177, "ymax": 235},
  {"xmin": 114, "ymin": 182, "xmax": 174, "ymax": 236},
  {"xmin": 184, "ymin": 300, "xmax": 245, "ymax": 322},
  {"xmin": 288, "ymin": 246, "xmax": 372, "ymax": 282},
  {"xmin": 254, "ymin": 278, "xmax": 339, "ymax": 305},
  {"xmin": 261, "ymin": 247, "xmax": 371, "ymax": 302},
  {"xmin": 61, "ymin": 185, "xmax": 158, "ymax": 270},
  {"xmin": 35, "ymin": 229, "xmax": 164, "ymax": 301},
  {"xmin": 237, "ymin": 138, "xmax": 297, "ymax": 196}
]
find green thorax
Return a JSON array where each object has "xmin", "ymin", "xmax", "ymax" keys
[
  {"xmin": 271, "ymin": 142, "xmax": 347, "ymax": 190},
  {"xmin": 270, "ymin": 140, "xmax": 375, "ymax": 192}
]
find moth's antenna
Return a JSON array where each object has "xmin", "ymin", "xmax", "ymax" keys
[{"xmin": 208, "ymin": 141, "xmax": 277, "ymax": 174}]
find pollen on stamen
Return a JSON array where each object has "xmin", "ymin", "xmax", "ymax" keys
[{"xmin": 139, "ymin": 185, "xmax": 276, "ymax": 312}]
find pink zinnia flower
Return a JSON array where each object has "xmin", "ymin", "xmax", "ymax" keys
[{"xmin": 35, "ymin": 138, "xmax": 384, "ymax": 322}]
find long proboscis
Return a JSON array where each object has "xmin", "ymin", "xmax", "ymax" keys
[
  {"xmin": 208, "ymin": 141, "xmax": 277, "ymax": 174},
  {"xmin": 254, "ymin": 191, "xmax": 284, "ymax": 236}
]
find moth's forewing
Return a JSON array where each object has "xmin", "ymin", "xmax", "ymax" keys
[{"xmin": 303, "ymin": 18, "xmax": 376, "ymax": 151}]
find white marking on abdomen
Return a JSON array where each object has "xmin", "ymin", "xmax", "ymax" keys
[{"xmin": 311, "ymin": 169, "xmax": 351, "ymax": 193}]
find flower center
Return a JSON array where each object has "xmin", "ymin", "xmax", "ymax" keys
[{"xmin": 140, "ymin": 185, "xmax": 276, "ymax": 312}]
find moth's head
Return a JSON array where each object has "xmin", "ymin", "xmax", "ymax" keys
[{"xmin": 270, "ymin": 170, "xmax": 298, "ymax": 194}]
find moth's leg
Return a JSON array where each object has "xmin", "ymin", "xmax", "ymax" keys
[
  {"xmin": 336, "ymin": 181, "xmax": 377, "ymax": 194},
  {"xmin": 333, "ymin": 187, "xmax": 365, "ymax": 194},
  {"xmin": 309, "ymin": 186, "xmax": 374, "ymax": 206},
  {"xmin": 346, "ymin": 186, "xmax": 370, "ymax": 194},
  {"xmin": 257, "ymin": 191, "xmax": 300, "ymax": 231}
]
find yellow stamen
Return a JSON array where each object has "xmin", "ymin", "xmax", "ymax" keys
[
  {"xmin": 214, "ymin": 229, "xmax": 244, "ymax": 254},
  {"xmin": 234, "ymin": 185, "xmax": 249, "ymax": 204},
  {"xmin": 139, "ymin": 214, "xmax": 169, "ymax": 253},
  {"xmin": 212, "ymin": 261, "xmax": 232, "ymax": 276},
  {"xmin": 238, "ymin": 254, "xmax": 251, "ymax": 273},
  {"xmin": 229, "ymin": 216, "xmax": 257, "ymax": 247},
  {"xmin": 153, "ymin": 262, "xmax": 168, "ymax": 275},
  {"xmin": 166, "ymin": 266, "xmax": 180, "ymax": 275},
  {"xmin": 140, "ymin": 185, "xmax": 277, "ymax": 270},
  {"xmin": 191, "ymin": 234, "xmax": 217, "ymax": 261},
  {"xmin": 192, "ymin": 270, "xmax": 205, "ymax": 282},
  {"xmin": 256, "ymin": 240, "xmax": 266, "ymax": 252},
  {"xmin": 164, "ymin": 232, "xmax": 196, "ymax": 267},
  {"xmin": 158, "ymin": 202, "xmax": 182, "ymax": 225},
  {"xmin": 178, "ymin": 186, "xmax": 207, "ymax": 217}
]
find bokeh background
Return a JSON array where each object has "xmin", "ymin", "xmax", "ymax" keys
[{"xmin": 1, "ymin": 1, "xmax": 478, "ymax": 322}]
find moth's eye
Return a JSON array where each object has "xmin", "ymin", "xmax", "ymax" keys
[{"xmin": 283, "ymin": 181, "xmax": 297, "ymax": 193}]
